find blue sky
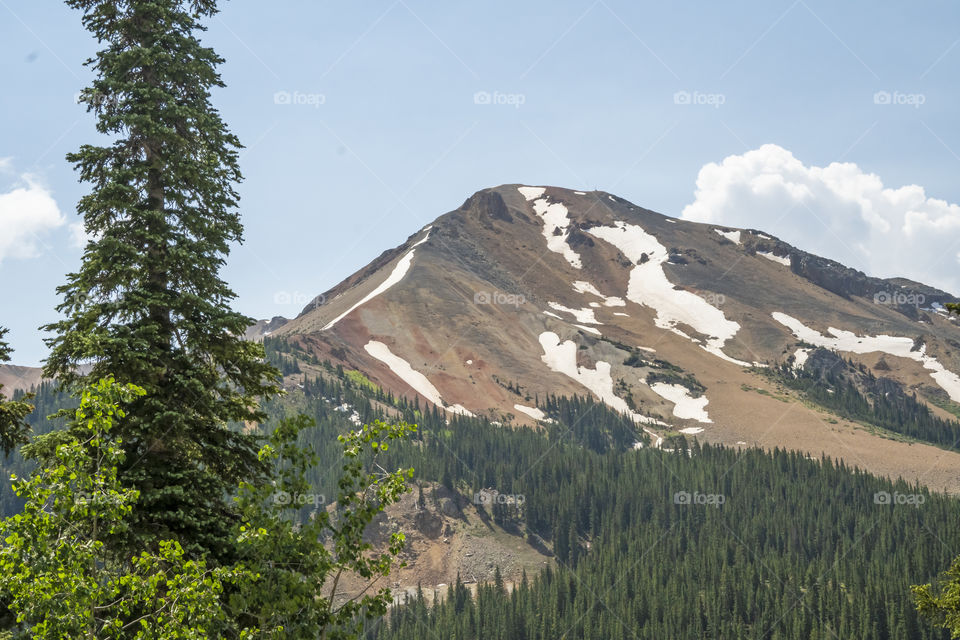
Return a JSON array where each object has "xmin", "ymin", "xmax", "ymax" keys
[{"xmin": 2, "ymin": 0, "xmax": 960, "ymax": 365}]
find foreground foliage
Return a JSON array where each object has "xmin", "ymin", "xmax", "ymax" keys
[
  {"xmin": 0, "ymin": 330, "xmax": 32, "ymax": 457},
  {"xmin": 229, "ymin": 416, "xmax": 415, "ymax": 639},
  {"xmin": 0, "ymin": 378, "xmax": 415, "ymax": 638},
  {"xmin": 0, "ymin": 378, "xmax": 236, "ymax": 639}
]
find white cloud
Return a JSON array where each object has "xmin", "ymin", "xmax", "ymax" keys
[
  {"xmin": 68, "ymin": 222, "xmax": 92, "ymax": 248},
  {"xmin": 681, "ymin": 144, "xmax": 960, "ymax": 295},
  {"xmin": 0, "ymin": 172, "xmax": 65, "ymax": 264}
]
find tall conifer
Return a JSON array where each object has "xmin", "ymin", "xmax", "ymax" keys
[{"xmin": 44, "ymin": 0, "xmax": 280, "ymax": 559}]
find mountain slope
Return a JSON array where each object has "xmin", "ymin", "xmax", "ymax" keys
[{"xmin": 265, "ymin": 184, "xmax": 960, "ymax": 491}]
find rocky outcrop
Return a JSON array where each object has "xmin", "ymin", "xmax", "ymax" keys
[{"xmin": 745, "ymin": 234, "xmax": 958, "ymax": 314}]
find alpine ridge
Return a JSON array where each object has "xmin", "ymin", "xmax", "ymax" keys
[
  {"xmin": 261, "ymin": 184, "xmax": 960, "ymax": 489},
  {"xmin": 12, "ymin": 184, "xmax": 960, "ymax": 491}
]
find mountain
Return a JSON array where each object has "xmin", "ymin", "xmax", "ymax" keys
[
  {"xmin": 5, "ymin": 184, "xmax": 960, "ymax": 490},
  {"xmin": 0, "ymin": 365, "xmax": 44, "ymax": 395},
  {"xmin": 263, "ymin": 184, "xmax": 960, "ymax": 492}
]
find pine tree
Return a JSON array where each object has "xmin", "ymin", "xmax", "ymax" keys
[
  {"xmin": 0, "ymin": 328, "xmax": 33, "ymax": 455},
  {"xmin": 43, "ymin": 0, "xmax": 280, "ymax": 560}
]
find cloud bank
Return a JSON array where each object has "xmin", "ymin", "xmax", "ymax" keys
[
  {"xmin": 0, "ymin": 164, "xmax": 65, "ymax": 264},
  {"xmin": 681, "ymin": 144, "xmax": 960, "ymax": 296}
]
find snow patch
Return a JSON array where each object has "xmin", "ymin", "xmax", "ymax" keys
[
  {"xmin": 648, "ymin": 383, "xmax": 712, "ymax": 423},
  {"xmin": 548, "ymin": 302, "xmax": 600, "ymax": 324},
  {"xmin": 643, "ymin": 428, "xmax": 664, "ymax": 448},
  {"xmin": 572, "ymin": 280, "xmax": 626, "ymax": 307},
  {"xmin": 514, "ymin": 404, "xmax": 547, "ymax": 421},
  {"xmin": 518, "ymin": 186, "xmax": 546, "ymax": 201},
  {"xmin": 465, "ymin": 359, "xmax": 473, "ymax": 365},
  {"xmin": 758, "ymin": 251, "xmax": 790, "ymax": 266},
  {"xmin": 792, "ymin": 348, "xmax": 811, "ymax": 370},
  {"xmin": 574, "ymin": 191, "xmax": 586, "ymax": 195},
  {"xmin": 364, "ymin": 341, "xmax": 443, "ymax": 407},
  {"xmin": 679, "ymin": 427, "xmax": 704, "ymax": 435},
  {"xmin": 613, "ymin": 312, "xmax": 630, "ymax": 317},
  {"xmin": 364, "ymin": 340, "xmax": 476, "ymax": 414},
  {"xmin": 446, "ymin": 404, "xmax": 476, "ymax": 417},
  {"xmin": 538, "ymin": 331, "xmax": 664, "ymax": 425},
  {"xmin": 714, "ymin": 229, "xmax": 741, "ymax": 244},
  {"xmin": 574, "ymin": 324, "xmax": 602, "ymax": 336},
  {"xmin": 587, "ymin": 221, "xmax": 754, "ymax": 366},
  {"xmin": 531, "ymin": 198, "xmax": 582, "ymax": 269},
  {"xmin": 543, "ymin": 310, "xmax": 563, "ymax": 319},
  {"xmin": 772, "ymin": 312, "xmax": 960, "ymax": 401},
  {"xmin": 323, "ymin": 229, "xmax": 431, "ymax": 330}
]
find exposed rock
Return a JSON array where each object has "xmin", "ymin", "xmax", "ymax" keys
[
  {"xmin": 461, "ymin": 189, "xmax": 512, "ymax": 223},
  {"xmin": 440, "ymin": 497, "xmax": 460, "ymax": 517}
]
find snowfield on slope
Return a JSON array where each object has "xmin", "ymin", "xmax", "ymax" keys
[
  {"xmin": 758, "ymin": 251, "xmax": 791, "ymax": 266},
  {"xmin": 323, "ymin": 228, "xmax": 432, "ymax": 330},
  {"xmin": 772, "ymin": 312, "xmax": 960, "ymax": 402},
  {"xmin": 548, "ymin": 302, "xmax": 600, "ymax": 324},
  {"xmin": 514, "ymin": 404, "xmax": 549, "ymax": 421},
  {"xmin": 364, "ymin": 340, "xmax": 475, "ymax": 416},
  {"xmin": 648, "ymin": 382, "xmax": 712, "ymax": 423},
  {"xmin": 574, "ymin": 324, "xmax": 602, "ymax": 336},
  {"xmin": 714, "ymin": 229, "xmax": 741, "ymax": 244},
  {"xmin": 587, "ymin": 221, "xmax": 757, "ymax": 367},
  {"xmin": 572, "ymin": 281, "xmax": 626, "ymax": 307},
  {"xmin": 518, "ymin": 186, "xmax": 582, "ymax": 269},
  {"xmin": 539, "ymin": 331, "xmax": 664, "ymax": 425}
]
